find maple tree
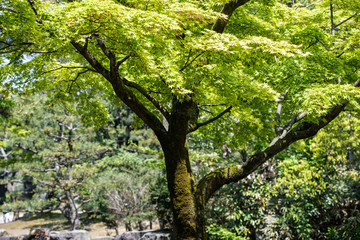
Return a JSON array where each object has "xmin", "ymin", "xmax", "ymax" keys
[{"xmin": 1, "ymin": 0, "xmax": 360, "ymax": 239}]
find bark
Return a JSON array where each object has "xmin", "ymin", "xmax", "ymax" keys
[
  {"xmin": 66, "ymin": 190, "xmax": 81, "ymax": 230},
  {"xmin": 212, "ymin": 0, "xmax": 251, "ymax": 33},
  {"xmin": 159, "ymin": 99, "xmax": 207, "ymax": 240}
]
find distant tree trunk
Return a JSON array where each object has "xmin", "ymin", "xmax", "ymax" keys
[
  {"xmin": 138, "ymin": 221, "xmax": 143, "ymax": 231},
  {"xmin": 66, "ymin": 190, "xmax": 81, "ymax": 230},
  {"xmin": 125, "ymin": 222, "xmax": 132, "ymax": 231}
]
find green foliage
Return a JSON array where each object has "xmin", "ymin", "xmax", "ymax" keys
[
  {"xmin": 205, "ymin": 114, "xmax": 360, "ymax": 239},
  {"xmin": 207, "ymin": 224, "xmax": 248, "ymax": 240}
]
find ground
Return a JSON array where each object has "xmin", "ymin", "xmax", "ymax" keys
[{"xmin": 0, "ymin": 212, "xmax": 156, "ymax": 237}]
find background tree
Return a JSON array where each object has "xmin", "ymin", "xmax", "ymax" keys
[
  {"xmin": 1, "ymin": 0, "xmax": 360, "ymax": 239},
  {"xmin": 86, "ymin": 151, "xmax": 160, "ymax": 233}
]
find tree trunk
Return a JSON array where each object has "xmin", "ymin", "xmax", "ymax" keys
[
  {"xmin": 163, "ymin": 143, "xmax": 206, "ymax": 240},
  {"xmin": 161, "ymin": 99, "xmax": 207, "ymax": 239},
  {"xmin": 66, "ymin": 190, "xmax": 81, "ymax": 230}
]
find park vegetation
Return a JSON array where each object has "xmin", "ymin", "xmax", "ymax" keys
[{"xmin": 1, "ymin": 0, "xmax": 360, "ymax": 239}]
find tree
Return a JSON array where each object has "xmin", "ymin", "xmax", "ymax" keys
[
  {"xmin": 0, "ymin": 93, "xmax": 112, "ymax": 229},
  {"xmin": 87, "ymin": 152, "xmax": 159, "ymax": 233},
  {"xmin": 1, "ymin": 0, "xmax": 360, "ymax": 239}
]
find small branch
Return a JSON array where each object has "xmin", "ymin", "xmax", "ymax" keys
[
  {"xmin": 306, "ymin": 39, "xmax": 319, "ymax": 50},
  {"xmin": 335, "ymin": 13, "xmax": 358, "ymax": 28},
  {"xmin": 15, "ymin": 144, "xmax": 38, "ymax": 154},
  {"xmin": 199, "ymin": 104, "xmax": 227, "ymax": 107},
  {"xmin": 42, "ymin": 66, "xmax": 96, "ymax": 75},
  {"xmin": 180, "ymin": 51, "xmax": 205, "ymax": 72},
  {"xmin": 67, "ymin": 70, "xmax": 89, "ymax": 93},
  {"xmin": 47, "ymin": 132, "xmax": 67, "ymax": 141},
  {"xmin": 0, "ymin": 5, "xmax": 17, "ymax": 13},
  {"xmin": 123, "ymin": 78, "xmax": 170, "ymax": 121},
  {"xmin": 27, "ymin": 0, "xmax": 43, "ymax": 24},
  {"xmin": 295, "ymin": 0, "xmax": 322, "ymax": 10},
  {"xmin": 0, "ymin": 147, "xmax": 11, "ymax": 160},
  {"xmin": 0, "ymin": 48, "xmax": 56, "ymax": 55},
  {"xmin": 116, "ymin": 55, "xmax": 131, "ymax": 69},
  {"xmin": 182, "ymin": 49, "xmax": 192, "ymax": 70},
  {"xmin": 188, "ymin": 106, "xmax": 232, "ymax": 133},
  {"xmin": 330, "ymin": 0, "xmax": 335, "ymax": 36},
  {"xmin": 295, "ymin": 111, "xmax": 308, "ymax": 122},
  {"xmin": 336, "ymin": 50, "xmax": 345, "ymax": 58}
]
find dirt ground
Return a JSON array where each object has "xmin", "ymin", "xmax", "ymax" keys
[{"xmin": 0, "ymin": 212, "xmax": 157, "ymax": 238}]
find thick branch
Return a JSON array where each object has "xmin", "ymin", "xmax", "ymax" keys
[
  {"xmin": 71, "ymin": 41, "xmax": 111, "ymax": 80},
  {"xmin": 188, "ymin": 106, "xmax": 232, "ymax": 133},
  {"xmin": 72, "ymin": 41, "xmax": 167, "ymax": 139},
  {"xmin": 212, "ymin": 0, "xmax": 250, "ymax": 34},
  {"xmin": 196, "ymin": 78, "xmax": 360, "ymax": 205}
]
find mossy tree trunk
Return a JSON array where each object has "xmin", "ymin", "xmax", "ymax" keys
[{"xmin": 159, "ymin": 99, "xmax": 206, "ymax": 239}]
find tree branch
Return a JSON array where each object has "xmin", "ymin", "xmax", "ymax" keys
[
  {"xmin": 72, "ymin": 41, "xmax": 167, "ymax": 139},
  {"xmin": 67, "ymin": 70, "xmax": 89, "ymax": 93},
  {"xmin": 123, "ymin": 78, "xmax": 170, "ymax": 121},
  {"xmin": 27, "ymin": 0, "xmax": 43, "ymax": 24},
  {"xmin": 0, "ymin": 5, "xmax": 17, "ymax": 13},
  {"xmin": 71, "ymin": 41, "xmax": 111, "ymax": 80},
  {"xmin": 15, "ymin": 144, "xmax": 39, "ymax": 154},
  {"xmin": 116, "ymin": 55, "xmax": 131, "ymax": 69},
  {"xmin": 94, "ymin": 34, "xmax": 115, "ymax": 61},
  {"xmin": 180, "ymin": 51, "xmax": 205, "ymax": 72},
  {"xmin": 188, "ymin": 106, "xmax": 232, "ymax": 133},
  {"xmin": 196, "ymin": 78, "xmax": 360, "ymax": 206},
  {"xmin": 42, "ymin": 66, "xmax": 96, "ymax": 75},
  {"xmin": 275, "ymin": 91, "xmax": 288, "ymax": 134},
  {"xmin": 212, "ymin": 0, "xmax": 250, "ymax": 34},
  {"xmin": 335, "ymin": 13, "xmax": 358, "ymax": 28}
]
